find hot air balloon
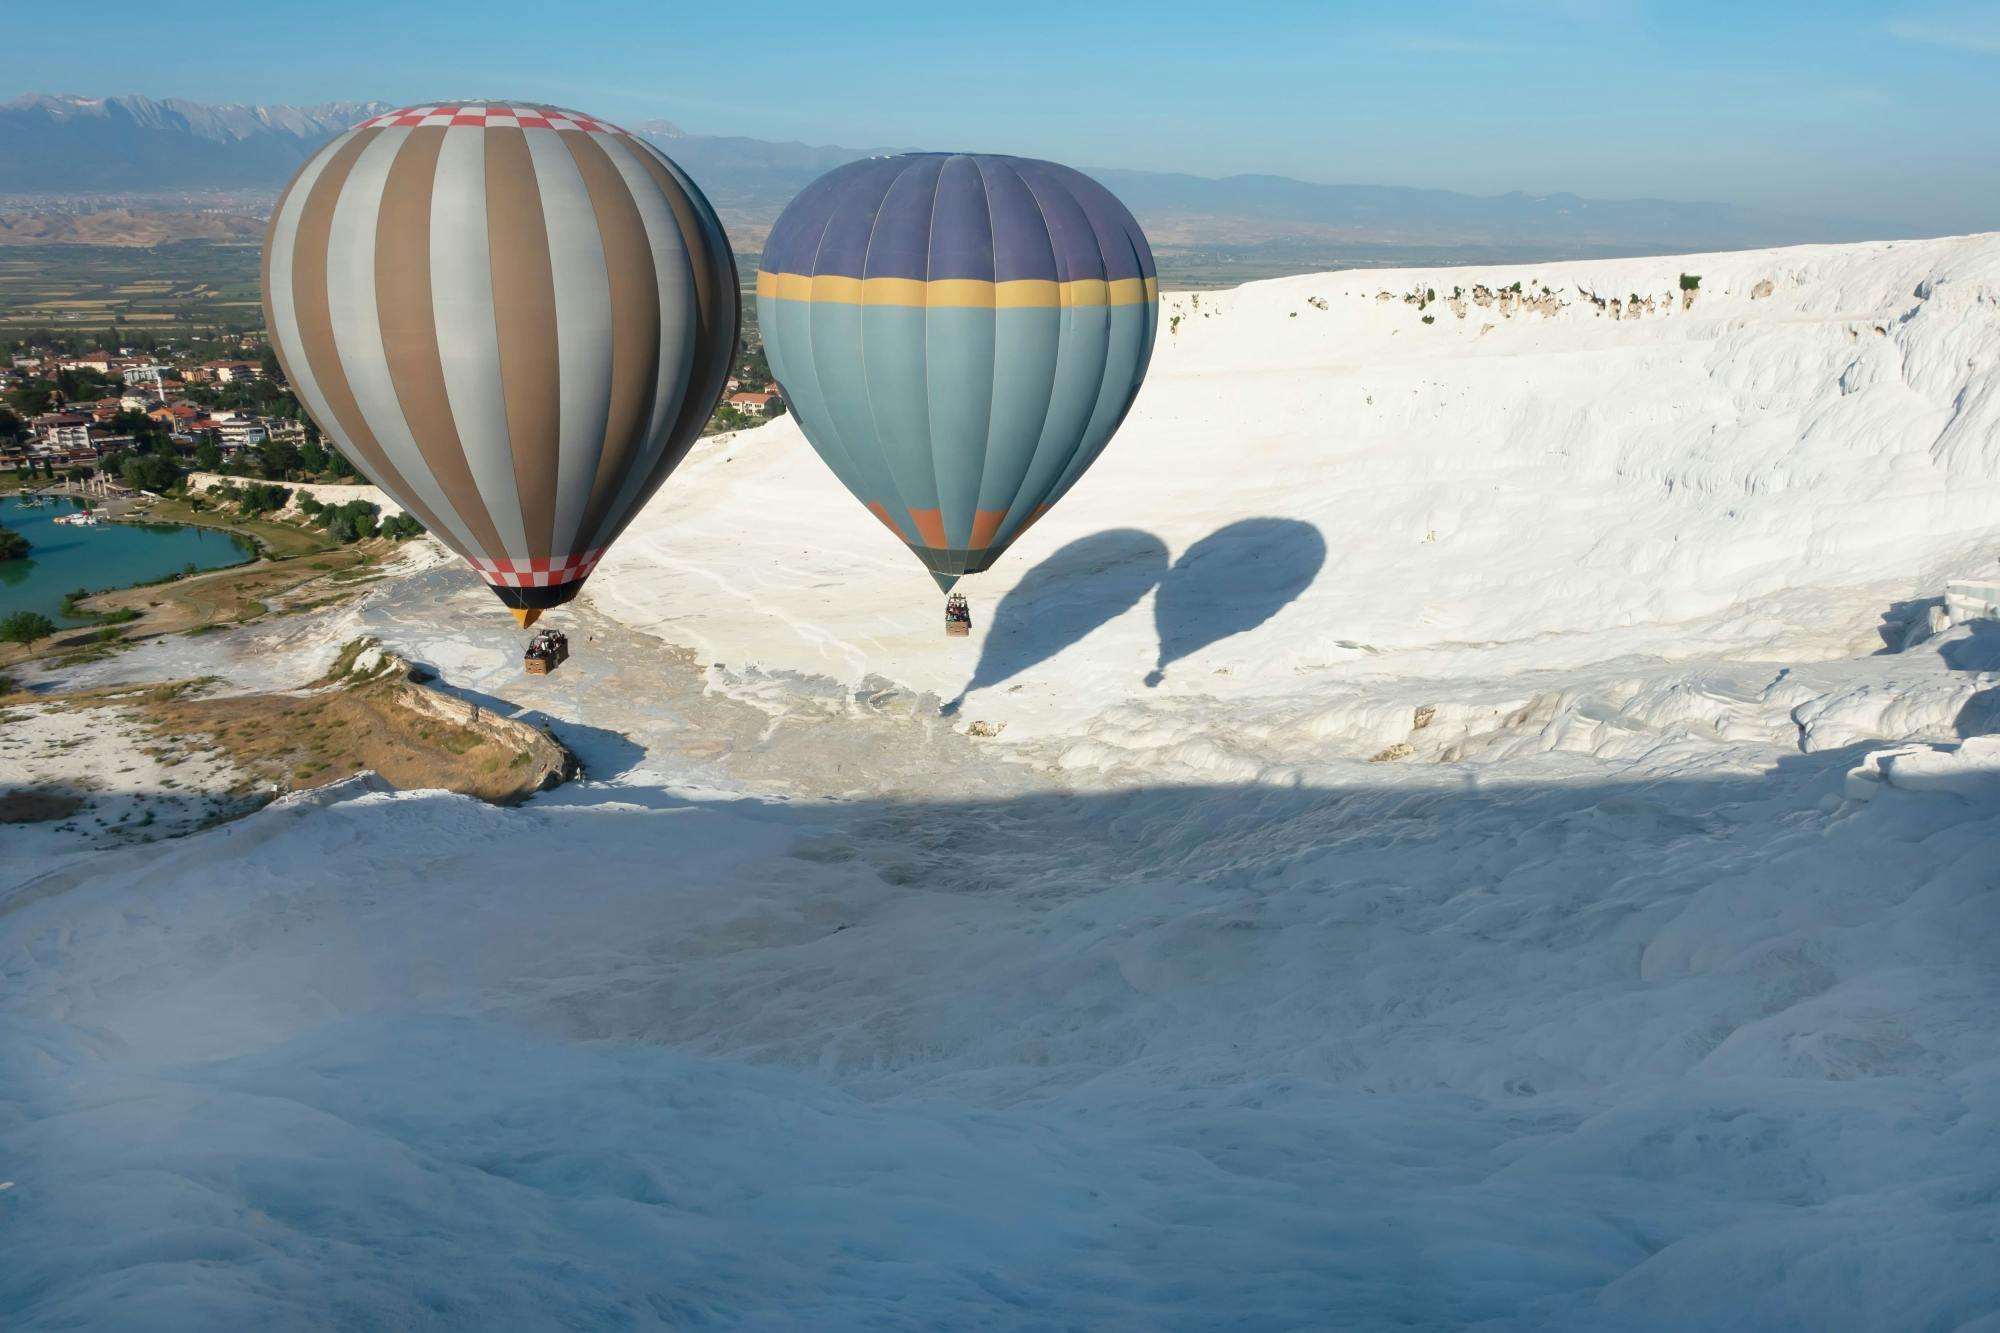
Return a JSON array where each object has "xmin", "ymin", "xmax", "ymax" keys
[
  {"xmin": 262, "ymin": 102, "xmax": 738, "ymax": 629},
  {"xmin": 757, "ymin": 153, "xmax": 1157, "ymax": 614}
]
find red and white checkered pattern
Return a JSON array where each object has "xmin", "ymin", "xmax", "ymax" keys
[
  {"xmin": 463, "ymin": 548, "xmax": 607, "ymax": 589},
  {"xmin": 355, "ymin": 105, "xmax": 621, "ymax": 134}
]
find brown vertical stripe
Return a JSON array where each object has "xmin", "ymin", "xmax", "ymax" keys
[
  {"xmin": 288, "ymin": 130, "xmax": 459, "ymax": 543},
  {"xmin": 563, "ymin": 132, "xmax": 661, "ymax": 550},
  {"xmin": 612, "ymin": 139, "xmax": 740, "ymax": 528},
  {"xmin": 484, "ymin": 128, "xmax": 561, "ymax": 560},
  {"xmin": 372, "ymin": 126, "xmax": 508, "ymax": 559}
]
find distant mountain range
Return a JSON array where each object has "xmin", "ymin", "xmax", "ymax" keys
[
  {"xmin": 628, "ymin": 121, "xmax": 1882, "ymax": 255},
  {"xmin": 0, "ymin": 94, "xmax": 392, "ymax": 190},
  {"xmin": 0, "ymin": 93, "xmax": 1898, "ymax": 258}
]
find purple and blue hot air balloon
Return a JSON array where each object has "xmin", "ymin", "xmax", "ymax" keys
[{"xmin": 757, "ymin": 153, "xmax": 1158, "ymax": 592}]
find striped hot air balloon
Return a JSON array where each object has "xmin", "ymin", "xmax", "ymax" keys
[
  {"xmin": 757, "ymin": 153, "xmax": 1157, "ymax": 593},
  {"xmin": 262, "ymin": 102, "xmax": 739, "ymax": 627}
]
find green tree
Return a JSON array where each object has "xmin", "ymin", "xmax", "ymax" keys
[
  {"xmin": 5, "ymin": 381, "xmax": 54, "ymax": 417},
  {"xmin": 54, "ymin": 366, "xmax": 117, "ymax": 402},
  {"xmin": 298, "ymin": 438, "xmax": 328, "ymax": 475},
  {"xmin": 318, "ymin": 498, "xmax": 380, "ymax": 542},
  {"xmin": 111, "ymin": 408, "xmax": 166, "ymax": 441},
  {"xmin": 0, "ymin": 525, "xmax": 29, "ymax": 561},
  {"xmin": 0, "ymin": 611, "xmax": 56, "ymax": 645},
  {"xmin": 194, "ymin": 439, "xmax": 223, "ymax": 472},
  {"xmin": 255, "ymin": 437, "xmax": 302, "ymax": 480},
  {"xmin": 236, "ymin": 482, "xmax": 293, "ymax": 517},
  {"xmin": 120, "ymin": 453, "xmax": 180, "ymax": 494}
]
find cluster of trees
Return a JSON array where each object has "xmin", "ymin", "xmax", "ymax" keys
[
  {"xmin": 735, "ymin": 344, "xmax": 773, "ymax": 389},
  {"xmin": 2, "ymin": 367, "xmax": 124, "ymax": 419},
  {"xmin": 11, "ymin": 457, "xmax": 67, "ymax": 480},
  {"xmin": 708, "ymin": 404, "xmax": 760, "ymax": 433},
  {"xmin": 293, "ymin": 492, "xmax": 422, "ymax": 543},
  {"xmin": 705, "ymin": 342, "xmax": 788, "ymax": 433},
  {"xmin": 1, "ymin": 328, "xmax": 274, "ymax": 363},
  {"xmin": 235, "ymin": 482, "xmax": 294, "ymax": 517},
  {"xmin": 0, "ymin": 610, "xmax": 56, "ymax": 645},
  {"xmin": 4, "ymin": 377, "xmax": 57, "ymax": 419},
  {"xmin": 3, "ymin": 329, "xmax": 121, "ymax": 358},
  {"xmin": 203, "ymin": 482, "xmax": 424, "ymax": 544},
  {"xmin": 97, "ymin": 413, "xmax": 188, "ymax": 494},
  {"xmin": 54, "ymin": 366, "xmax": 121, "ymax": 402},
  {"xmin": 194, "ymin": 431, "xmax": 357, "ymax": 486}
]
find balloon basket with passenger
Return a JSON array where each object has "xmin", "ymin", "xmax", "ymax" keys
[
  {"xmin": 522, "ymin": 626, "xmax": 570, "ymax": 676},
  {"xmin": 944, "ymin": 592, "xmax": 972, "ymax": 637}
]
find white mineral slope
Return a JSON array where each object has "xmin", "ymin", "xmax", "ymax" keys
[
  {"xmin": 5, "ymin": 714, "xmax": 2000, "ymax": 1329},
  {"xmin": 5, "ymin": 235, "xmax": 2000, "ymax": 1331},
  {"xmin": 593, "ymin": 232, "xmax": 2000, "ymax": 767}
]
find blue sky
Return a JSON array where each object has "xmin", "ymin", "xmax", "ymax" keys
[{"xmin": 4, "ymin": 0, "xmax": 1996, "ymax": 231}]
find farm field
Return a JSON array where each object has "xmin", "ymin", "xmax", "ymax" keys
[{"xmin": 0, "ymin": 243, "xmax": 264, "ymax": 340}]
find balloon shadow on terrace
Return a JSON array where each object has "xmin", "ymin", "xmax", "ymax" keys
[
  {"xmin": 1147, "ymin": 518, "xmax": 1326, "ymax": 688},
  {"xmin": 942, "ymin": 529, "xmax": 1170, "ymax": 716}
]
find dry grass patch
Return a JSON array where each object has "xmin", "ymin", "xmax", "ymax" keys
[{"xmin": 133, "ymin": 649, "xmax": 573, "ymax": 804}]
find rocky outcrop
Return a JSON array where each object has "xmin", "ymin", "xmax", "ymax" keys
[{"xmin": 392, "ymin": 664, "xmax": 578, "ymax": 797}]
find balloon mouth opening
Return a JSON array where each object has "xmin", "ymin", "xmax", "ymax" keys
[
  {"xmin": 1144, "ymin": 669, "xmax": 1164, "ymax": 688},
  {"xmin": 488, "ymin": 579, "xmax": 584, "ymax": 622}
]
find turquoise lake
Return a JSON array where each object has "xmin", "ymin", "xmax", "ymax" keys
[{"xmin": 0, "ymin": 495, "xmax": 256, "ymax": 626}]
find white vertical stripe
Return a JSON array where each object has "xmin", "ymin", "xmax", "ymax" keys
[
  {"xmin": 430, "ymin": 125, "xmax": 531, "ymax": 562},
  {"xmin": 525, "ymin": 128, "xmax": 613, "ymax": 558},
  {"xmin": 267, "ymin": 135, "xmax": 352, "ymax": 484},
  {"xmin": 323, "ymin": 127, "xmax": 481, "ymax": 555}
]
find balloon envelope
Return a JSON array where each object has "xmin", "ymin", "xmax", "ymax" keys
[
  {"xmin": 757, "ymin": 153, "xmax": 1157, "ymax": 591},
  {"xmin": 262, "ymin": 102, "xmax": 739, "ymax": 623}
]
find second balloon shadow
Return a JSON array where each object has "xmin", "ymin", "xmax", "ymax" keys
[{"xmin": 944, "ymin": 517, "xmax": 1326, "ymax": 711}]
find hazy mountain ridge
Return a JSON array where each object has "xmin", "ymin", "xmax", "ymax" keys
[
  {"xmin": 0, "ymin": 93, "xmax": 392, "ymax": 190},
  {"xmin": 0, "ymin": 93, "xmax": 1898, "ymax": 254}
]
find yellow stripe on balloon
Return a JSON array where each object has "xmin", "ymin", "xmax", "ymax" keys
[{"xmin": 756, "ymin": 270, "xmax": 1159, "ymax": 308}]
